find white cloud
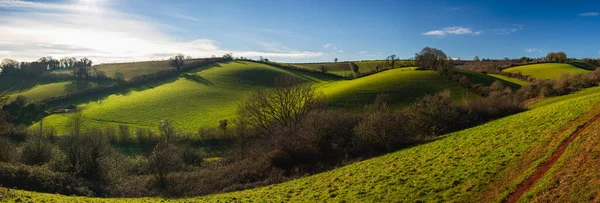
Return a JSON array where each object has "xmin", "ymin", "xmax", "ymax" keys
[
  {"xmin": 494, "ymin": 24, "xmax": 525, "ymax": 35},
  {"xmin": 337, "ymin": 50, "xmax": 344, "ymax": 53},
  {"xmin": 323, "ymin": 43, "xmax": 333, "ymax": 48},
  {"xmin": 525, "ymin": 48, "xmax": 541, "ymax": 53},
  {"xmin": 359, "ymin": 51, "xmax": 367, "ymax": 54},
  {"xmin": 579, "ymin": 12, "xmax": 599, "ymax": 16},
  {"xmin": 0, "ymin": 0, "xmax": 322, "ymax": 63},
  {"xmin": 423, "ymin": 26, "xmax": 481, "ymax": 36}
]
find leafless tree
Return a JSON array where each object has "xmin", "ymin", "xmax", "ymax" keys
[
  {"xmin": 148, "ymin": 141, "xmax": 183, "ymax": 187},
  {"xmin": 238, "ymin": 76, "xmax": 326, "ymax": 136},
  {"xmin": 169, "ymin": 54, "xmax": 185, "ymax": 72},
  {"xmin": 386, "ymin": 54, "xmax": 398, "ymax": 69}
]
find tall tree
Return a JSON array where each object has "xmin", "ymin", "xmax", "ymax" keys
[
  {"xmin": 334, "ymin": 58, "xmax": 338, "ymax": 63},
  {"xmin": 386, "ymin": 54, "xmax": 398, "ymax": 69},
  {"xmin": 169, "ymin": 54, "xmax": 185, "ymax": 72},
  {"xmin": 415, "ymin": 47, "xmax": 449, "ymax": 74},
  {"xmin": 474, "ymin": 56, "xmax": 480, "ymax": 61}
]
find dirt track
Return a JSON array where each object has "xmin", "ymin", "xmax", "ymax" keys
[{"xmin": 504, "ymin": 113, "xmax": 600, "ymax": 203}]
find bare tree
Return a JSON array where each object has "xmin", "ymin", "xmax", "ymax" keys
[
  {"xmin": 185, "ymin": 55, "xmax": 193, "ymax": 60},
  {"xmin": 386, "ymin": 54, "xmax": 398, "ymax": 69},
  {"xmin": 148, "ymin": 142, "xmax": 183, "ymax": 187},
  {"xmin": 474, "ymin": 56, "xmax": 480, "ymax": 62},
  {"xmin": 238, "ymin": 76, "xmax": 326, "ymax": 136},
  {"xmin": 169, "ymin": 54, "xmax": 185, "ymax": 72}
]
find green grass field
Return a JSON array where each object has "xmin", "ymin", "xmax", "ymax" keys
[
  {"xmin": 34, "ymin": 62, "xmax": 473, "ymax": 134},
  {"xmin": 6, "ymin": 81, "xmax": 600, "ymax": 202},
  {"xmin": 319, "ymin": 68, "xmax": 478, "ymax": 109},
  {"xmin": 35, "ymin": 61, "xmax": 336, "ymax": 134},
  {"xmin": 455, "ymin": 70, "xmax": 523, "ymax": 89},
  {"xmin": 503, "ymin": 63, "xmax": 590, "ymax": 79}
]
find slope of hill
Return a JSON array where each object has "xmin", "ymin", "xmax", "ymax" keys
[
  {"xmin": 319, "ymin": 67, "xmax": 478, "ymax": 109},
  {"xmin": 6, "ymin": 85, "xmax": 600, "ymax": 203},
  {"xmin": 455, "ymin": 70, "xmax": 523, "ymax": 89},
  {"xmin": 35, "ymin": 61, "xmax": 337, "ymax": 134},
  {"xmin": 503, "ymin": 63, "xmax": 590, "ymax": 79}
]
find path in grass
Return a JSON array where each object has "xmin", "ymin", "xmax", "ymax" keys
[{"xmin": 504, "ymin": 111, "xmax": 600, "ymax": 203}]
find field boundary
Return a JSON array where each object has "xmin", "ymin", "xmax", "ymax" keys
[{"xmin": 504, "ymin": 111, "xmax": 600, "ymax": 203}]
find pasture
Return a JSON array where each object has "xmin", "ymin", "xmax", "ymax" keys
[
  {"xmin": 35, "ymin": 61, "xmax": 336, "ymax": 134},
  {"xmin": 319, "ymin": 67, "xmax": 477, "ymax": 109},
  {"xmin": 503, "ymin": 63, "xmax": 590, "ymax": 79}
]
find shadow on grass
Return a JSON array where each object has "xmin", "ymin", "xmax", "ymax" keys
[
  {"xmin": 182, "ymin": 73, "xmax": 214, "ymax": 86},
  {"xmin": 46, "ymin": 76, "xmax": 179, "ymax": 109}
]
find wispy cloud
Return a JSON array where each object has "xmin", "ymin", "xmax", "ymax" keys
[
  {"xmin": 423, "ymin": 26, "xmax": 481, "ymax": 36},
  {"xmin": 494, "ymin": 24, "xmax": 525, "ymax": 35},
  {"xmin": 0, "ymin": 0, "xmax": 322, "ymax": 63},
  {"xmin": 579, "ymin": 12, "xmax": 599, "ymax": 16},
  {"xmin": 525, "ymin": 48, "xmax": 542, "ymax": 53},
  {"xmin": 323, "ymin": 43, "xmax": 333, "ymax": 49}
]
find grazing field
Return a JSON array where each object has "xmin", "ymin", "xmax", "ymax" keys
[
  {"xmin": 35, "ymin": 61, "xmax": 337, "ymax": 134},
  {"xmin": 503, "ymin": 63, "xmax": 590, "ymax": 79},
  {"xmin": 319, "ymin": 67, "xmax": 477, "ymax": 109},
  {"xmin": 7, "ymin": 82, "xmax": 600, "ymax": 202},
  {"xmin": 455, "ymin": 70, "xmax": 523, "ymax": 89}
]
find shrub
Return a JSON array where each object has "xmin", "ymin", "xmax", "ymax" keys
[
  {"xmin": 404, "ymin": 90, "xmax": 463, "ymax": 137},
  {"xmin": 182, "ymin": 145, "xmax": 204, "ymax": 166},
  {"xmin": 148, "ymin": 141, "xmax": 183, "ymax": 188},
  {"xmin": 21, "ymin": 135, "xmax": 54, "ymax": 165},
  {"xmin": 0, "ymin": 137, "xmax": 18, "ymax": 163},
  {"xmin": 354, "ymin": 99, "xmax": 409, "ymax": 155}
]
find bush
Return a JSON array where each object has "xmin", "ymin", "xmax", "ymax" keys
[
  {"xmin": 0, "ymin": 137, "xmax": 18, "ymax": 163},
  {"xmin": 404, "ymin": 90, "xmax": 463, "ymax": 137},
  {"xmin": 59, "ymin": 129, "xmax": 113, "ymax": 180},
  {"xmin": 21, "ymin": 135, "xmax": 54, "ymax": 166},
  {"xmin": 353, "ymin": 99, "xmax": 409, "ymax": 155},
  {"xmin": 148, "ymin": 141, "xmax": 183, "ymax": 188}
]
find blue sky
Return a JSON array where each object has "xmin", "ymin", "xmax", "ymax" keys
[{"xmin": 0, "ymin": 0, "xmax": 599, "ymax": 63}]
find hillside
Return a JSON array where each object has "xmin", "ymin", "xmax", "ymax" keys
[
  {"xmin": 503, "ymin": 63, "xmax": 590, "ymax": 79},
  {"xmin": 455, "ymin": 69, "xmax": 523, "ymax": 89},
  {"xmin": 289, "ymin": 60, "xmax": 414, "ymax": 77},
  {"xmin": 6, "ymin": 86, "xmax": 600, "ymax": 202},
  {"xmin": 35, "ymin": 61, "xmax": 337, "ymax": 134},
  {"xmin": 319, "ymin": 67, "xmax": 478, "ymax": 109}
]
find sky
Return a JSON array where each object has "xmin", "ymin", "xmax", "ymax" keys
[{"xmin": 0, "ymin": 0, "xmax": 599, "ymax": 64}]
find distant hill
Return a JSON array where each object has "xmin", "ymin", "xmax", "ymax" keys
[{"xmin": 503, "ymin": 63, "xmax": 590, "ymax": 79}]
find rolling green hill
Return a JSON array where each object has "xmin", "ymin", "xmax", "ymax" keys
[
  {"xmin": 33, "ymin": 62, "xmax": 474, "ymax": 134},
  {"xmin": 319, "ymin": 67, "xmax": 478, "ymax": 109},
  {"xmin": 6, "ymin": 84, "xmax": 600, "ymax": 203},
  {"xmin": 503, "ymin": 63, "xmax": 590, "ymax": 79},
  {"xmin": 35, "ymin": 61, "xmax": 337, "ymax": 134}
]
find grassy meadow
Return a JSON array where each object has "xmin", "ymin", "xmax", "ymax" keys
[
  {"xmin": 35, "ymin": 61, "xmax": 337, "ymax": 134},
  {"xmin": 319, "ymin": 67, "xmax": 478, "ymax": 109},
  {"xmin": 6, "ymin": 77, "xmax": 600, "ymax": 202},
  {"xmin": 503, "ymin": 63, "xmax": 590, "ymax": 79}
]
